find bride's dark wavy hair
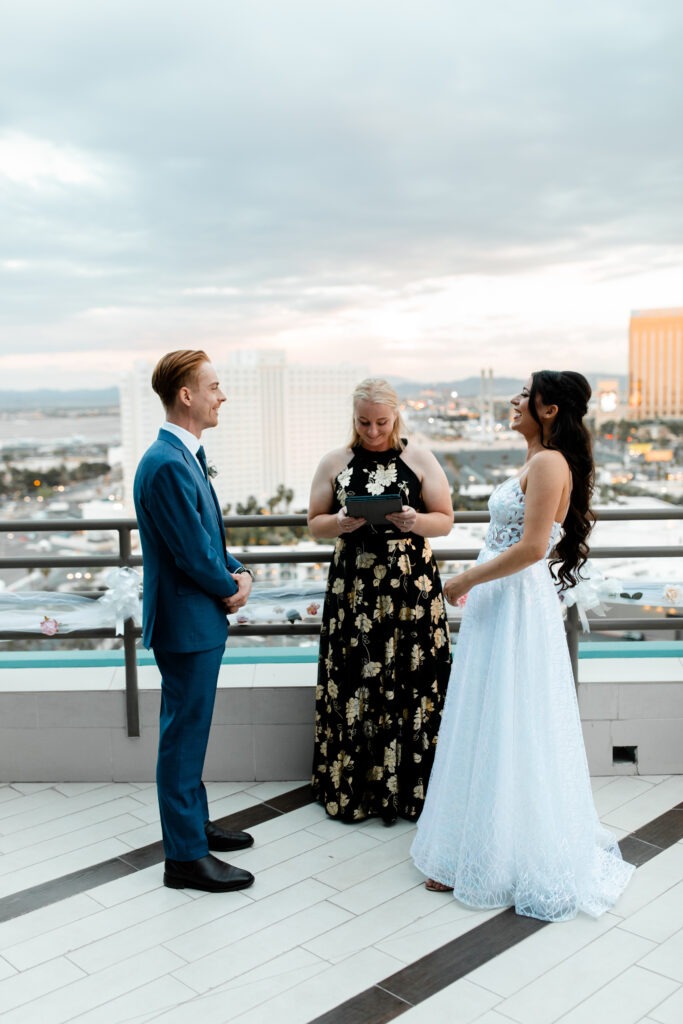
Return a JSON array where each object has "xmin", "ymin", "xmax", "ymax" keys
[{"xmin": 527, "ymin": 370, "xmax": 595, "ymax": 590}]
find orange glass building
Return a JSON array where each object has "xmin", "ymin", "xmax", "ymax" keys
[{"xmin": 629, "ymin": 308, "xmax": 683, "ymax": 419}]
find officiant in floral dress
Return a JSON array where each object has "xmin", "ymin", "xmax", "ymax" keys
[{"xmin": 307, "ymin": 379, "xmax": 454, "ymax": 823}]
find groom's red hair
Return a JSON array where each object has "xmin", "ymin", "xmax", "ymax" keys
[{"xmin": 152, "ymin": 349, "xmax": 209, "ymax": 409}]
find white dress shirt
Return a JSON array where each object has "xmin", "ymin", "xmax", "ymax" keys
[{"xmin": 162, "ymin": 421, "xmax": 205, "ymax": 475}]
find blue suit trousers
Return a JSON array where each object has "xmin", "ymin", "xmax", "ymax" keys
[{"xmin": 154, "ymin": 644, "xmax": 225, "ymax": 861}]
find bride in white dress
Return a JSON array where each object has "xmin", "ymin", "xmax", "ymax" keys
[{"xmin": 411, "ymin": 371, "xmax": 634, "ymax": 921}]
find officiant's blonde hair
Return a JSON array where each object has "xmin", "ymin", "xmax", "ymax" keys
[{"xmin": 350, "ymin": 378, "xmax": 406, "ymax": 451}]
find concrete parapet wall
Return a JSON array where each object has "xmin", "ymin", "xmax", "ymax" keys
[
  {"xmin": 0, "ymin": 653, "xmax": 682, "ymax": 781},
  {"xmin": 578, "ymin": 656, "xmax": 683, "ymax": 776}
]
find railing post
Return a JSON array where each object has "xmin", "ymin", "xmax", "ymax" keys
[
  {"xmin": 123, "ymin": 616, "xmax": 140, "ymax": 737},
  {"xmin": 119, "ymin": 526, "xmax": 141, "ymax": 738},
  {"xmin": 566, "ymin": 603, "xmax": 580, "ymax": 691}
]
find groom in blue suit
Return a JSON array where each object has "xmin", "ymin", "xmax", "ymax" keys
[{"xmin": 134, "ymin": 350, "xmax": 254, "ymax": 892}]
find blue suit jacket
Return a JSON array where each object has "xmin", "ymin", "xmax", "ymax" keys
[{"xmin": 133, "ymin": 429, "xmax": 242, "ymax": 652}]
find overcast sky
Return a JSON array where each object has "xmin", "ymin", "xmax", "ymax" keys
[{"xmin": 1, "ymin": 0, "xmax": 682, "ymax": 388}]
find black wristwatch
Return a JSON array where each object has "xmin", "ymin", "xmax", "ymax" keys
[{"xmin": 234, "ymin": 566, "xmax": 254, "ymax": 580}]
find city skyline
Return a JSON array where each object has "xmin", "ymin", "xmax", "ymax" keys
[{"xmin": 1, "ymin": 1, "xmax": 682, "ymax": 388}]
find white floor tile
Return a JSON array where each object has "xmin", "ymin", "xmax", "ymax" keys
[
  {"xmin": 601, "ymin": 776, "xmax": 683, "ymax": 833},
  {"xmin": 0, "ymin": 788, "xmax": 21, "ymax": 806},
  {"xmin": 313, "ymin": 829, "xmax": 414, "ymax": 891},
  {"xmin": 69, "ymin": 975, "xmax": 197, "ymax": 1024},
  {"xmin": 638, "ymin": 925, "xmax": 683, "ymax": 983},
  {"xmin": 468, "ymin": 910, "xmax": 618, "ymax": 997},
  {"xmin": 227, "ymin": 827, "xmax": 327, "ymax": 872},
  {"xmin": 0, "ymin": 814, "xmax": 146, "ymax": 876},
  {"xmin": 69, "ymin": 889, "xmax": 252, "ymax": 974},
  {"xmin": 376, "ymin": 902, "xmax": 500, "ymax": 964},
  {"xmin": 138, "ymin": 950, "xmax": 329, "ymax": 1024},
  {"xmin": 611, "ymin": 843, "xmax": 683, "ymax": 919},
  {"xmin": 88, "ymin": 866, "xmax": 167, "ymax": 909},
  {"xmin": 172, "ymin": 899, "xmax": 353, "ymax": 994},
  {"xmin": 553, "ymin": 964, "xmax": 679, "ymax": 1024},
  {"xmin": 203, "ymin": 789, "xmax": 266, "ymax": 821},
  {"xmin": 594, "ymin": 776, "xmax": 655, "ymax": 817},
  {"xmin": 114, "ymin": 800, "xmax": 160, "ymax": 824},
  {"xmin": 0, "ymin": 796, "xmax": 148, "ymax": 854},
  {"xmin": 116, "ymin": 820, "xmax": 163, "ymax": 848},
  {"xmin": 354, "ymin": 816, "xmax": 417, "ymax": 843},
  {"xmin": 649, "ymin": 984, "xmax": 683, "ymax": 1023},
  {"xmin": 3, "ymin": 887, "xmax": 190, "ymax": 971},
  {"xmin": 303, "ymin": 883, "xmax": 448, "ymax": 964},
  {"xmin": 327, "ymin": 859, "xmax": 422, "ymax": 915},
  {"xmin": 165, "ymin": 878, "xmax": 337, "ymax": 964},
  {"xmin": 0, "ymin": 893, "xmax": 103, "ymax": 952},
  {"xmin": 53, "ymin": 783, "xmax": 112, "ymax": 797},
  {"xmin": 399, "ymin": 978, "xmax": 501, "ymax": 1023},
  {"xmin": 620, "ymin": 879, "xmax": 683, "ymax": 944},
  {"xmin": 0, "ymin": 946, "xmax": 184, "ymax": 1024},
  {"xmin": 590, "ymin": 777, "xmax": 619, "ymax": 792},
  {"xmin": 0, "ymin": 784, "xmax": 138, "ymax": 834},
  {"xmin": 228, "ymin": 947, "xmax": 405, "ymax": 1024},
  {"xmin": 241, "ymin": 802, "xmax": 326, "ymax": 845},
  {"xmin": 253, "ymin": 830, "xmax": 380, "ymax": 900},
  {"xmin": 0, "ymin": 788, "xmax": 66, "ymax": 826},
  {"xmin": 7, "ymin": 783, "xmax": 54, "ymax": 795},
  {"xmin": 0, "ymin": 837, "xmax": 135, "ymax": 899},
  {"xmin": 205, "ymin": 781, "xmax": 252, "ymax": 800},
  {"xmin": 0, "ymin": 955, "xmax": 16, "ymax": 981},
  {"xmin": 0, "ymin": 835, "xmax": 140, "ymax": 901},
  {"xmin": 243, "ymin": 781, "xmax": 308, "ymax": 802},
  {"xmin": 0, "ymin": 956, "xmax": 85, "ymax": 1014},
  {"xmin": 497, "ymin": 927, "xmax": 655, "ymax": 1024},
  {"xmin": 471, "ymin": 1014, "xmax": 529, "ymax": 1024}
]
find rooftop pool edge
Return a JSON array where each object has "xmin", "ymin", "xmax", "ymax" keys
[{"xmin": 0, "ymin": 639, "xmax": 682, "ymax": 669}]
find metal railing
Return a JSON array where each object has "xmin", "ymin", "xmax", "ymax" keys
[{"xmin": 1, "ymin": 508, "xmax": 682, "ymax": 737}]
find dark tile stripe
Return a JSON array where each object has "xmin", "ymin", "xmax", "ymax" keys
[
  {"xmin": 617, "ymin": 835, "xmax": 662, "ymax": 867},
  {"xmin": 0, "ymin": 859, "xmax": 133, "ymax": 924},
  {"xmin": 630, "ymin": 807, "xmax": 683, "ymax": 849},
  {"xmin": 265, "ymin": 784, "xmax": 316, "ymax": 814},
  {"xmin": 312, "ymin": 986, "xmax": 411, "ymax": 1024},
  {"xmin": 308, "ymin": 801, "xmax": 682, "ymax": 1024},
  {"xmin": 0, "ymin": 784, "xmax": 316, "ymax": 924},
  {"xmin": 383, "ymin": 907, "xmax": 546, "ymax": 1005}
]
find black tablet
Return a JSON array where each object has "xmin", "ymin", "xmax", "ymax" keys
[{"xmin": 345, "ymin": 493, "xmax": 403, "ymax": 524}]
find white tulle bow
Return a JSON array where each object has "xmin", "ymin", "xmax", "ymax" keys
[
  {"xmin": 561, "ymin": 576, "xmax": 621, "ymax": 632},
  {"xmin": 97, "ymin": 568, "xmax": 142, "ymax": 635}
]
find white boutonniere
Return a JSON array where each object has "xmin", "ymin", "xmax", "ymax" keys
[{"xmin": 207, "ymin": 462, "xmax": 218, "ymax": 479}]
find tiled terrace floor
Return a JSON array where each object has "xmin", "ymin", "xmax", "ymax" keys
[{"xmin": 0, "ymin": 774, "xmax": 681, "ymax": 1024}]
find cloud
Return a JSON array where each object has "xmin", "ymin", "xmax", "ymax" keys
[
  {"xmin": 0, "ymin": 0, "xmax": 682, "ymax": 385},
  {"xmin": 0, "ymin": 132, "xmax": 105, "ymax": 189}
]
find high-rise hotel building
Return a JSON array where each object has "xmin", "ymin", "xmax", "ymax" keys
[
  {"xmin": 120, "ymin": 350, "xmax": 367, "ymax": 512},
  {"xmin": 629, "ymin": 308, "xmax": 683, "ymax": 419}
]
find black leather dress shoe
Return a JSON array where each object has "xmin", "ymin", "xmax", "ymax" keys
[
  {"xmin": 164, "ymin": 854, "xmax": 254, "ymax": 892},
  {"xmin": 205, "ymin": 820, "xmax": 254, "ymax": 851}
]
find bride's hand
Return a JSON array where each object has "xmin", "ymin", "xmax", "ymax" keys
[{"xmin": 443, "ymin": 573, "xmax": 469, "ymax": 606}]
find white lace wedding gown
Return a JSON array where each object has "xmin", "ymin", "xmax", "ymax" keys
[{"xmin": 411, "ymin": 476, "xmax": 634, "ymax": 921}]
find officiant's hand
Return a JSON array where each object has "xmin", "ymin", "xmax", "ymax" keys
[
  {"xmin": 337, "ymin": 507, "xmax": 366, "ymax": 535},
  {"xmin": 443, "ymin": 572, "xmax": 470, "ymax": 605},
  {"xmin": 386, "ymin": 505, "xmax": 417, "ymax": 533},
  {"xmin": 224, "ymin": 571, "xmax": 252, "ymax": 613}
]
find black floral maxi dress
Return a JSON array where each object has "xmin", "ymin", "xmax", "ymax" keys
[{"xmin": 312, "ymin": 442, "xmax": 452, "ymax": 823}]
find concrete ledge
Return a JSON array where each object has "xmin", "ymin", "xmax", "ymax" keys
[{"xmin": 0, "ymin": 648, "xmax": 681, "ymax": 781}]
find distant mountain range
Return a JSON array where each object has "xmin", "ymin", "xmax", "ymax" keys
[
  {"xmin": 0, "ymin": 388, "xmax": 119, "ymax": 409},
  {"xmin": 0, "ymin": 374, "xmax": 628, "ymax": 409},
  {"xmin": 387, "ymin": 374, "xmax": 629, "ymax": 397}
]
